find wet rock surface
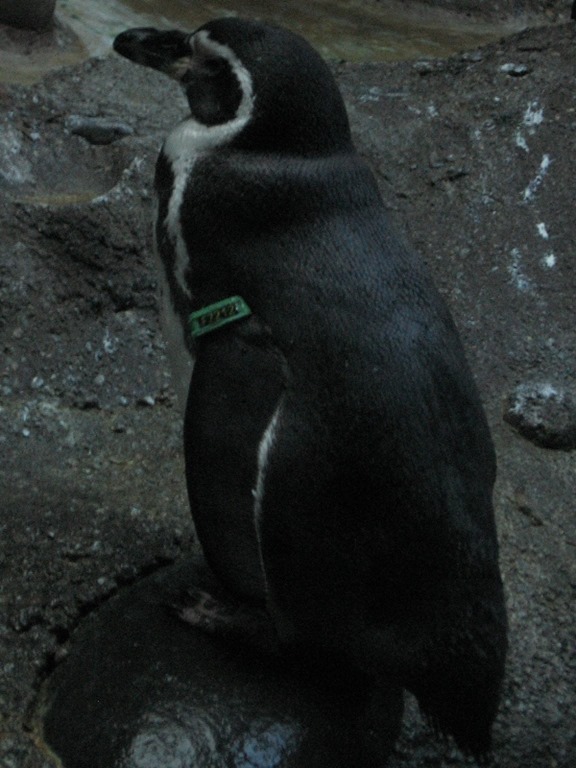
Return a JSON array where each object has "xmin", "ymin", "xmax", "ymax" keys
[
  {"xmin": 0, "ymin": 17, "xmax": 575, "ymax": 768},
  {"xmin": 40, "ymin": 558, "xmax": 358, "ymax": 768}
]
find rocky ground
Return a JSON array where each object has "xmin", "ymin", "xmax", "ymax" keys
[
  {"xmin": 415, "ymin": 0, "xmax": 570, "ymax": 22},
  {"xmin": 0, "ymin": 11, "xmax": 575, "ymax": 768}
]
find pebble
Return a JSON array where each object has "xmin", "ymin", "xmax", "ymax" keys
[
  {"xmin": 65, "ymin": 115, "xmax": 134, "ymax": 145},
  {"xmin": 12, "ymin": 606, "xmax": 43, "ymax": 633},
  {"xmin": 503, "ymin": 382, "xmax": 576, "ymax": 449},
  {"xmin": 412, "ymin": 60, "xmax": 434, "ymax": 75},
  {"xmin": 499, "ymin": 62, "xmax": 531, "ymax": 77},
  {"xmin": 461, "ymin": 50, "xmax": 484, "ymax": 63}
]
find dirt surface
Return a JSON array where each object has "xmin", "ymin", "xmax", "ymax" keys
[
  {"xmin": 0, "ymin": 14, "xmax": 575, "ymax": 768},
  {"xmin": 413, "ymin": 0, "xmax": 570, "ymax": 21}
]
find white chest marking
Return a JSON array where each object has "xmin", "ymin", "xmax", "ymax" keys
[
  {"xmin": 154, "ymin": 31, "xmax": 254, "ymax": 407},
  {"xmin": 253, "ymin": 401, "xmax": 284, "ymax": 593},
  {"xmin": 161, "ymin": 31, "xmax": 255, "ymax": 299},
  {"xmin": 153, "ymin": 199, "xmax": 194, "ymax": 409},
  {"xmin": 158, "ymin": 279, "xmax": 194, "ymax": 408}
]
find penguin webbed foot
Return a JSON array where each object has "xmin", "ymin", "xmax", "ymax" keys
[
  {"xmin": 174, "ymin": 587, "xmax": 281, "ymax": 657},
  {"xmin": 176, "ymin": 588, "xmax": 225, "ymax": 627}
]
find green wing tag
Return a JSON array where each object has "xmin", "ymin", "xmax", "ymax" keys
[{"xmin": 189, "ymin": 296, "xmax": 252, "ymax": 339}]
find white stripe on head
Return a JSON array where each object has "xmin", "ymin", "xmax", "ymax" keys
[{"xmin": 161, "ymin": 30, "xmax": 254, "ymax": 299}]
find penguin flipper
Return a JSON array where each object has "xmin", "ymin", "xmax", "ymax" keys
[{"xmin": 184, "ymin": 322, "xmax": 288, "ymax": 604}]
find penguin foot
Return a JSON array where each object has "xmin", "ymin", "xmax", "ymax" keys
[
  {"xmin": 178, "ymin": 588, "xmax": 242, "ymax": 629},
  {"xmin": 175, "ymin": 588, "xmax": 280, "ymax": 656}
]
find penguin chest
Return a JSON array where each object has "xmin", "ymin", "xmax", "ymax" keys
[
  {"xmin": 155, "ymin": 260, "xmax": 194, "ymax": 408},
  {"xmin": 153, "ymin": 150, "xmax": 197, "ymax": 407},
  {"xmin": 153, "ymin": 117, "xmax": 252, "ymax": 406}
]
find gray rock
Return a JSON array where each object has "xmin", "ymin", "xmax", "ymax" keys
[
  {"xmin": 499, "ymin": 62, "xmax": 532, "ymax": 75},
  {"xmin": 504, "ymin": 382, "xmax": 576, "ymax": 449},
  {"xmin": 65, "ymin": 115, "xmax": 135, "ymax": 145},
  {"xmin": 41, "ymin": 559, "xmax": 358, "ymax": 768},
  {"xmin": 0, "ymin": 0, "xmax": 55, "ymax": 30}
]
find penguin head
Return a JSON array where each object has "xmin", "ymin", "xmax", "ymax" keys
[{"xmin": 113, "ymin": 18, "xmax": 353, "ymax": 157}]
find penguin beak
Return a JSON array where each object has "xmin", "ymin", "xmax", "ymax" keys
[{"xmin": 113, "ymin": 27, "xmax": 193, "ymax": 80}]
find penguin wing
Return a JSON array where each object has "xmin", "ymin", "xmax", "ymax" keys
[{"xmin": 183, "ymin": 319, "xmax": 288, "ymax": 604}]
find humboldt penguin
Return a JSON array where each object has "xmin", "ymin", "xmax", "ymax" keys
[{"xmin": 114, "ymin": 19, "xmax": 507, "ymax": 764}]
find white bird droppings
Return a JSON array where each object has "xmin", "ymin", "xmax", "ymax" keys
[
  {"xmin": 508, "ymin": 248, "xmax": 533, "ymax": 293},
  {"xmin": 515, "ymin": 131, "xmax": 529, "ymax": 152},
  {"xmin": 523, "ymin": 154, "xmax": 551, "ymax": 202},
  {"xmin": 523, "ymin": 100, "xmax": 544, "ymax": 132}
]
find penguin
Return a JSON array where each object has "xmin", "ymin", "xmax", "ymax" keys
[{"xmin": 114, "ymin": 19, "xmax": 508, "ymax": 765}]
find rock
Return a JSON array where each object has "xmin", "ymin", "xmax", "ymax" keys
[
  {"xmin": 504, "ymin": 382, "xmax": 576, "ymax": 449},
  {"xmin": 499, "ymin": 62, "xmax": 532, "ymax": 75},
  {"xmin": 64, "ymin": 115, "xmax": 134, "ymax": 146},
  {"xmin": 412, "ymin": 60, "xmax": 435, "ymax": 74},
  {"xmin": 40, "ymin": 559, "xmax": 358, "ymax": 768},
  {"xmin": 414, "ymin": 1, "xmax": 568, "ymax": 22},
  {"xmin": 0, "ymin": 0, "xmax": 56, "ymax": 30}
]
